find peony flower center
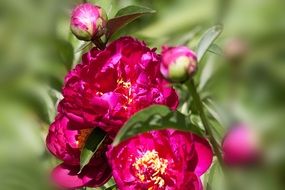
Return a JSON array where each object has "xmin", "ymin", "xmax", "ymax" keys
[
  {"xmin": 76, "ymin": 129, "xmax": 93, "ymax": 149},
  {"xmin": 116, "ymin": 78, "xmax": 133, "ymax": 107},
  {"xmin": 132, "ymin": 150, "xmax": 168, "ymax": 189}
]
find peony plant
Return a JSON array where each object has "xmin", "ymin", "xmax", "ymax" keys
[{"xmin": 44, "ymin": 1, "xmax": 258, "ymax": 190}]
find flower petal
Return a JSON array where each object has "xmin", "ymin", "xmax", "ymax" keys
[
  {"xmin": 193, "ymin": 135, "xmax": 213, "ymax": 176},
  {"xmin": 52, "ymin": 162, "xmax": 112, "ymax": 189}
]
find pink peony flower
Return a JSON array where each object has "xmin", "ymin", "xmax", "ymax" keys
[
  {"xmin": 60, "ymin": 37, "xmax": 178, "ymax": 137},
  {"xmin": 46, "ymin": 114, "xmax": 112, "ymax": 188},
  {"xmin": 161, "ymin": 46, "xmax": 197, "ymax": 83},
  {"xmin": 107, "ymin": 130, "xmax": 213, "ymax": 190},
  {"xmin": 70, "ymin": 3, "xmax": 107, "ymax": 41},
  {"xmin": 222, "ymin": 123, "xmax": 261, "ymax": 165}
]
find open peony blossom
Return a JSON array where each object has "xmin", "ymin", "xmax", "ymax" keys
[
  {"xmin": 70, "ymin": 3, "xmax": 107, "ymax": 41},
  {"xmin": 222, "ymin": 123, "xmax": 261, "ymax": 166},
  {"xmin": 161, "ymin": 46, "xmax": 197, "ymax": 83},
  {"xmin": 107, "ymin": 129, "xmax": 213, "ymax": 190},
  {"xmin": 46, "ymin": 114, "xmax": 112, "ymax": 188},
  {"xmin": 60, "ymin": 37, "xmax": 178, "ymax": 137}
]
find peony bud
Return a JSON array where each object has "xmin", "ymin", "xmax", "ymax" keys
[
  {"xmin": 222, "ymin": 123, "xmax": 261, "ymax": 166},
  {"xmin": 70, "ymin": 3, "xmax": 107, "ymax": 41},
  {"xmin": 161, "ymin": 46, "xmax": 197, "ymax": 83}
]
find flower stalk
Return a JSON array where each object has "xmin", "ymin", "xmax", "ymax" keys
[
  {"xmin": 92, "ymin": 38, "xmax": 106, "ymax": 50},
  {"xmin": 186, "ymin": 79, "xmax": 224, "ymax": 167}
]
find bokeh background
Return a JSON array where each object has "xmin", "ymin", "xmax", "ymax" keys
[{"xmin": 0, "ymin": 0, "xmax": 284, "ymax": 189}]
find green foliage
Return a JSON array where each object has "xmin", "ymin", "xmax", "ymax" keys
[
  {"xmin": 80, "ymin": 128, "xmax": 107, "ymax": 172},
  {"xmin": 113, "ymin": 105, "xmax": 203, "ymax": 146},
  {"xmin": 196, "ymin": 25, "xmax": 223, "ymax": 62},
  {"xmin": 106, "ymin": 5, "xmax": 155, "ymax": 40}
]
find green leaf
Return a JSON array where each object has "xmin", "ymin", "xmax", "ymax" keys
[
  {"xmin": 56, "ymin": 40, "xmax": 74, "ymax": 71},
  {"xmin": 205, "ymin": 161, "xmax": 224, "ymax": 190},
  {"xmin": 30, "ymin": 85, "xmax": 56, "ymax": 124},
  {"xmin": 115, "ymin": 5, "xmax": 155, "ymax": 17},
  {"xmin": 113, "ymin": 105, "xmax": 203, "ymax": 146},
  {"xmin": 198, "ymin": 56, "xmax": 216, "ymax": 91},
  {"xmin": 79, "ymin": 128, "xmax": 107, "ymax": 172},
  {"xmin": 208, "ymin": 43, "xmax": 223, "ymax": 56},
  {"xmin": 202, "ymin": 99, "xmax": 226, "ymax": 142},
  {"xmin": 176, "ymin": 27, "xmax": 201, "ymax": 45},
  {"xmin": 203, "ymin": 98, "xmax": 228, "ymax": 128},
  {"xmin": 196, "ymin": 25, "xmax": 223, "ymax": 62},
  {"xmin": 104, "ymin": 184, "xmax": 116, "ymax": 190},
  {"xmin": 75, "ymin": 42, "xmax": 92, "ymax": 53},
  {"xmin": 205, "ymin": 161, "xmax": 217, "ymax": 190},
  {"xmin": 106, "ymin": 5, "xmax": 155, "ymax": 40}
]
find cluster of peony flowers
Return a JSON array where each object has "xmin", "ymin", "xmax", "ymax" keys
[
  {"xmin": 46, "ymin": 3, "xmax": 214, "ymax": 190},
  {"xmin": 46, "ymin": 35, "xmax": 213, "ymax": 189}
]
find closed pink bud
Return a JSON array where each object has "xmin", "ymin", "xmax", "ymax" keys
[
  {"xmin": 70, "ymin": 3, "xmax": 107, "ymax": 41},
  {"xmin": 161, "ymin": 46, "xmax": 197, "ymax": 83},
  {"xmin": 222, "ymin": 123, "xmax": 261, "ymax": 166}
]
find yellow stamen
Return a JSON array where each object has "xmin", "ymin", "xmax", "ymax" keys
[
  {"xmin": 132, "ymin": 150, "xmax": 168, "ymax": 188},
  {"xmin": 76, "ymin": 129, "xmax": 92, "ymax": 149},
  {"xmin": 116, "ymin": 78, "xmax": 133, "ymax": 106}
]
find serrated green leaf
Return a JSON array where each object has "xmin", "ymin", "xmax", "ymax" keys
[
  {"xmin": 113, "ymin": 105, "xmax": 203, "ymax": 146},
  {"xmin": 197, "ymin": 25, "xmax": 223, "ymax": 62},
  {"xmin": 79, "ymin": 128, "xmax": 107, "ymax": 172},
  {"xmin": 106, "ymin": 5, "xmax": 155, "ymax": 40}
]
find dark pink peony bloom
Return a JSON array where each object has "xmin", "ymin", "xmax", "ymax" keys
[
  {"xmin": 70, "ymin": 3, "xmax": 107, "ymax": 41},
  {"xmin": 107, "ymin": 130, "xmax": 213, "ymax": 190},
  {"xmin": 222, "ymin": 123, "xmax": 261, "ymax": 165},
  {"xmin": 46, "ymin": 114, "xmax": 112, "ymax": 188},
  {"xmin": 61, "ymin": 37, "xmax": 179, "ymax": 137},
  {"xmin": 161, "ymin": 46, "xmax": 197, "ymax": 82}
]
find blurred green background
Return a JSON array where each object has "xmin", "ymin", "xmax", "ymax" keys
[{"xmin": 0, "ymin": 0, "xmax": 284, "ymax": 189}]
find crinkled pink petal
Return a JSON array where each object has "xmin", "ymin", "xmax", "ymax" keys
[
  {"xmin": 193, "ymin": 135, "xmax": 213, "ymax": 176},
  {"xmin": 46, "ymin": 114, "xmax": 81, "ymax": 164}
]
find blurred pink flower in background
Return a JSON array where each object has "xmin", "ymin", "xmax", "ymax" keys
[
  {"xmin": 222, "ymin": 123, "xmax": 261, "ymax": 166},
  {"xmin": 70, "ymin": 3, "xmax": 108, "ymax": 41},
  {"xmin": 60, "ymin": 37, "xmax": 178, "ymax": 137},
  {"xmin": 161, "ymin": 46, "xmax": 197, "ymax": 83},
  {"xmin": 107, "ymin": 129, "xmax": 213, "ymax": 190}
]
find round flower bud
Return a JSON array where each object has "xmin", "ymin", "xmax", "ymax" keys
[
  {"xmin": 161, "ymin": 46, "xmax": 197, "ymax": 83},
  {"xmin": 70, "ymin": 3, "xmax": 108, "ymax": 41},
  {"xmin": 222, "ymin": 123, "xmax": 261, "ymax": 166}
]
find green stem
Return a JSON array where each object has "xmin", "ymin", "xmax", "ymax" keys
[
  {"xmin": 92, "ymin": 38, "xmax": 106, "ymax": 50},
  {"xmin": 186, "ymin": 79, "xmax": 224, "ymax": 166}
]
